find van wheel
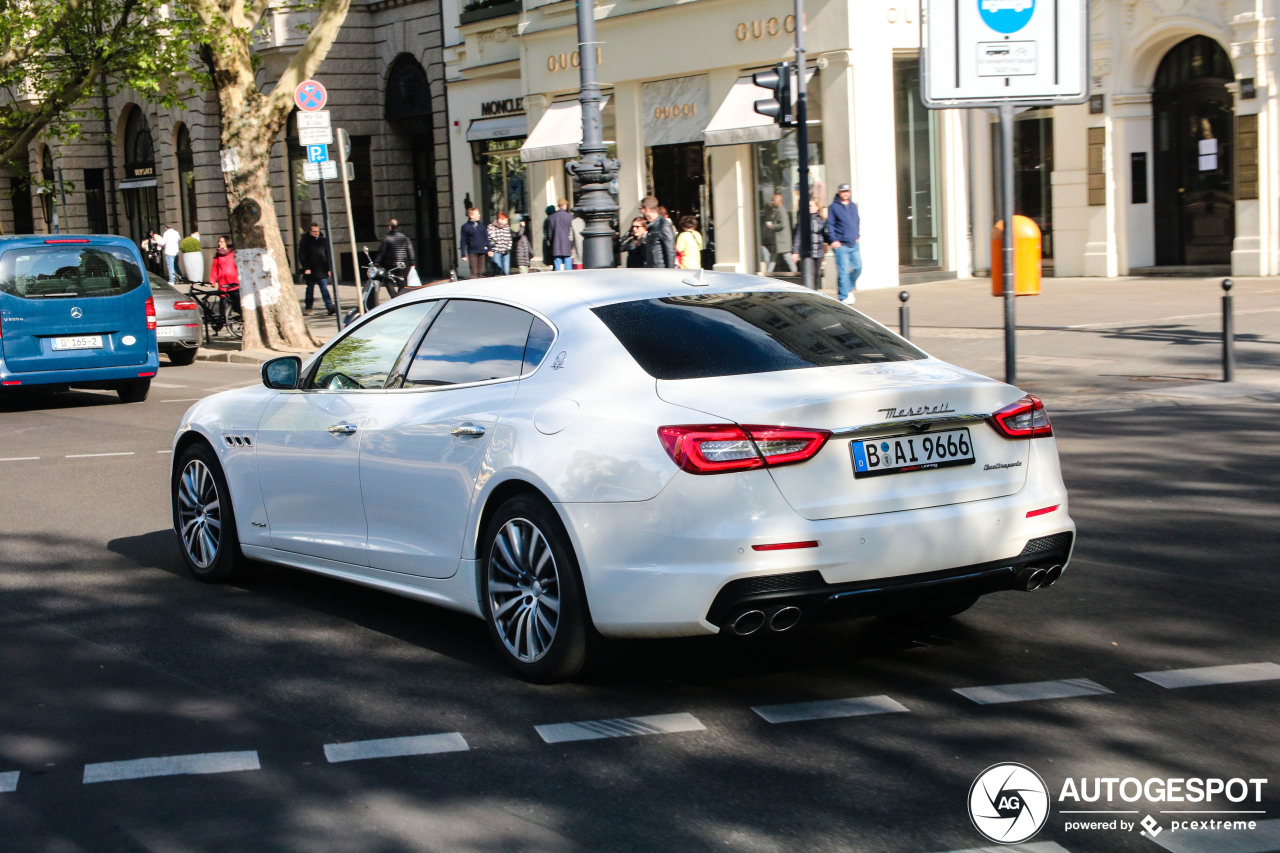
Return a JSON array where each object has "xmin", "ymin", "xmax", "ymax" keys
[
  {"xmin": 117, "ymin": 377, "xmax": 151, "ymax": 403},
  {"xmin": 481, "ymin": 495, "xmax": 594, "ymax": 683},
  {"xmin": 173, "ymin": 442, "xmax": 243, "ymax": 582}
]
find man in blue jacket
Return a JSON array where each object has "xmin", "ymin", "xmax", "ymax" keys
[{"xmin": 827, "ymin": 182, "xmax": 861, "ymax": 304}]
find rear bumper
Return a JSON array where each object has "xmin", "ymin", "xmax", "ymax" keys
[
  {"xmin": 156, "ymin": 322, "xmax": 202, "ymax": 350},
  {"xmin": 0, "ymin": 353, "xmax": 159, "ymax": 387},
  {"xmin": 557, "ymin": 453, "xmax": 1074, "ymax": 639}
]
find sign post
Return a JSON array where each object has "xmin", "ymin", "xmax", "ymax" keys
[
  {"xmin": 922, "ymin": 0, "xmax": 1087, "ymax": 384},
  {"xmin": 335, "ymin": 129, "xmax": 364, "ymax": 319},
  {"xmin": 295, "ymin": 80, "xmax": 339, "ymax": 327}
]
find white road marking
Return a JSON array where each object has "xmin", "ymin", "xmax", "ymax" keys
[
  {"xmin": 150, "ymin": 382, "xmax": 188, "ymax": 388},
  {"xmin": 1067, "ymin": 306, "xmax": 1280, "ymax": 329},
  {"xmin": 0, "ymin": 771, "xmax": 17, "ymax": 793},
  {"xmin": 0, "ymin": 457, "xmax": 40, "ymax": 462},
  {"xmin": 1148, "ymin": 818, "xmax": 1280, "ymax": 853},
  {"xmin": 752, "ymin": 695, "xmax": 910, "ymax": 724},
  {"xmin": 934, "ymin": 842, "xmax": 1071, "ymax": 853},
  {"xmin": 536, "ymin": 712, "xmax": 705, "ymax": 744},
  {"xmin": 323, "ymin": 732, "xmax": 469, "ymax": 764},
  {"xmin": 65, "ymin": 452, "xmax": 136, "ymax": 459},
  {"xmin": 954, "ymin": 677, "xmax": 1113, "ymax": 705},
  {"xmin": 157, "ymin": 449, "xmax": 172, "ymax": 454},
  {"xmin": 1137, "ymin": 662, "xmax": 1280, "ymax": 689},
  {"xmin": 82, "ymin": 750, "xmax": 260, "ymax": 784},
  {"xmin": 162, "ymin": 398, "xmax": 203, "ymax": 403}
]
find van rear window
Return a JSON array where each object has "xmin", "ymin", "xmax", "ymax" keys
[
  {"xmin": 592, "ymin": 291, "xmax": 925, "ymax": 380},
  {"xmin": 0, "ymin": 246, "xmax": 145, "ymax": 299}
]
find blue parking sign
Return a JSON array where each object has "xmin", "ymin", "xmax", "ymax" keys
[{"xmin": 306, "ymin": 144, "xmax": 329, "ymax": 163}]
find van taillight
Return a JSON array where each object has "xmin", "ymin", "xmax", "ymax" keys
[{"xmin": 145, "ymin": 296, "xmax": 157, "ymax": 331}]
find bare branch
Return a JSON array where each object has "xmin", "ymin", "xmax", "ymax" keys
[{"xmin": 263, "ymin": 0, "xmax": 351, "ymax": 128}]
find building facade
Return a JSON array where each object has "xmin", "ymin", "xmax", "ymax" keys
[{"xmin": 4, "ymin": 0, "xmax": 1277, "ymax": 285}]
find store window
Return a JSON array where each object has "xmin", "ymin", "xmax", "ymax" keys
[
  {"xmin": 175, "ymin": 125, "xmax": 198, "ymax": 236},
  {"xmin": 893, "ymin": 55, "xmax": 941, "ymax": 269},
  {"xmin": 84, "ymin": 169, "xmax": 108, "ymax": 234},
  {"xmin": 121, "ymin": 109, "xmax": 159, "ymax": 245},
  {"xmin": 476, "ymin": 138, "xmax": 529, "ymax": 223},
  {"xmin": 989, "ymin": 110, "xmax": 1054, "ymax": 258},
  {"xmin": 753, "ymin": 126, "xmax": 824, "ymax": 278},
  {"xmin": 10, "ymin": 175, "xmax": 34, "ymax": 235}
]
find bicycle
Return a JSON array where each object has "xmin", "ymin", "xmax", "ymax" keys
[{"xmin": 186, "ymin": 280, "xmax": 243, "ymax": 340}]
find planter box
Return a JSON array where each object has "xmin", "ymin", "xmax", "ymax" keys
[
  {"xmin": 459, "ymin": 1, "xmax": 520, "ymax": 25},
  {"xmin": 182, "ymin": 251, "xmax": 204, "ymax": 283}
]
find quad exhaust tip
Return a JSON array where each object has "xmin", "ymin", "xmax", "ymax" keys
[
  {"xmin": 1042, "ymin": 564, "xmax": 1064, "ymax": 587},
  {"xmin": 769, "ymin": 606, "xmax": 802, "ymax": 632},
  {"xmin": 1017, "ymin": 567, "xmax": 1048, "ymax": 591},
  {"xmin": 730, "ymin": 610, "xmax": 766, "ymax": 636}
]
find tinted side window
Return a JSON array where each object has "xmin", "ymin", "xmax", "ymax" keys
[
  {"xmin": 406, "ymin": 300, "xmax": 535, "ymax": 387},
  {"xmin": 311, "ymin": 301, "xmax": 436, "ymax": 389},
  {"xmin": 592, "ymin": 291, "xmax": 926, "ymax": 380},
  {"xmin": 0, "ymin": 246, "xmax": 144, "ymax": 299},
  {"xmin": 523, "ymin": 318, "xmax": 555, "ymax": 373}
]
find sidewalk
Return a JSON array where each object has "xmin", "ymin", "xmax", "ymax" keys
[{"xmin": 195, "ymin": 274, "xmax": 1280, "ymax": 411}]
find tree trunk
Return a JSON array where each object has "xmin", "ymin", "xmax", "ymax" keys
[{"xmin": 202, "ymin": 0, "xmax": 353, "ymax": 351}]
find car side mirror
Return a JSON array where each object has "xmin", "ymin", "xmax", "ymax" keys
[{"xmin": 262, "ymin": 356, "xmax": 302, "ymax": 390}]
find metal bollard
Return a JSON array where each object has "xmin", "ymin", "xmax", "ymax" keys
[
  {"xmin": 898, "ymin": 290, "xmax": 910, "ymax": 340},
  {"xmin": 1222, "ymin": 278, "xmax": 1235, "ymax": 382}
]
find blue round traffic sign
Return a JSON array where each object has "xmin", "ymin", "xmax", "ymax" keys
[
  {"xmin": 294, "ymin": 80, "xmax": 328, "ymax": 112},
  {"xmin": 978, "ymin": 0, "xmax": 1035, "ymax": 34}
]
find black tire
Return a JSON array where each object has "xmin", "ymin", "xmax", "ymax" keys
[
  {"xmin": 168, "ymin": 347, "xmax": 198, "ymax": 366},
  {"xmin": 226, "ymin": 308, "xmax": 243, "ymax": 340},
  {"xmin": 481, "ymin": 495, "xmax": 593, "ymax": 682},
  {"xmin": 117, "ymin": 377, "xmax": 151, "ymax": 403},
  {"xmin": 172, "ymin": 442, "xmax": 244, "ymax": 583}
]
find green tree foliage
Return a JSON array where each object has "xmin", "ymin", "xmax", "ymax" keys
[{"xmin": 0, "ymin": 0, "xmax": 194, "ymax": 173}]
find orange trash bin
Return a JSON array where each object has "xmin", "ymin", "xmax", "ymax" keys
[{"xmin": 991, "ymin": 216, "xmax": 1042, "ymax": 296}]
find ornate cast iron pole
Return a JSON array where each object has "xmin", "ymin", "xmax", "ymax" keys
[{"xmin": 566, "ymin": 0, "xmax": 619, "ymax": 269}]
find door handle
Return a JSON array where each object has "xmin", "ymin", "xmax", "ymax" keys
[
  {"xmin": 450, "ymin": 425, "xmax": 486, "ymax": 438},
  {"xmin": 327, "ymin": 423, "xmax": 358, "ymax": 435}
]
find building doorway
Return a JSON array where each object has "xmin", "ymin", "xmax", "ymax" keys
[
  {"xmin": 386, "ymin": 55, "xmax": 442, "ymax": 278},
  {"xmin": 120, "ymin": 109, "xmax": 159, "ymax": 245},
  {"xmin": 1154, "ymin": 36, "xmax": 1234, "ymax": 266},
  {"xmin": 647, "ymin": 142, "xmax": 705, "ymax": 234}
]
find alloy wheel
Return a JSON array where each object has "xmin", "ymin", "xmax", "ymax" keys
[
  {"xmin": 177, "ymin": 458, "xmax": 222, "ymax": 569},
  {"xmin": 487, "ymin": 518, "xmax": 561, "ymax": 663}
]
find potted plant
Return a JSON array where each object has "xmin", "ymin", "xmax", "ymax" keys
[{"xmin": 179, "ymin": 236, "xmax": 204, "ymax": 282}]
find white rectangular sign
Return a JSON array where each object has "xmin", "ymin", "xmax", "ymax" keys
[
  {"xmin": 303, "ymin": 161, "xmax": 339, "ymax": 182},
  {"xmin": 299, "ymin": 126, "xmax": 334, "ymax": 146},
  {"xmin": 922, "ymin": 0, "xmax": 1088, "ymax": 107},
  {"xmin": 296, "ymin": 110, "xmax": 331, "ymax": 130}
]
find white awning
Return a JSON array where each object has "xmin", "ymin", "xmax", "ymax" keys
[
  {"xmin": 520, "ymin": 97, "xmax": 610, "ymax": 163},
  {"xmin": 703, "ymin": 71, "xmax": 817, "ymax": 147},
  {"xmin": 118, "ymin": 177, "xmax": 157, "ymax": 189},
  {"xmin": 467, "ymin": 114, "xmax": 528, "ymax": 142}
]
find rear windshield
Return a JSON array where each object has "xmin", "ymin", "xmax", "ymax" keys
[
  {"xmin": 0, "ymin": 245, "xmax": 145, "ymax": 300},
  {"xmin": 592, "ymin": 291, "xmax": 925, "ymax": 380}
]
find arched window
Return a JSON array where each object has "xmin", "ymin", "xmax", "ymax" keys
[
  {"xmin": 124, "ymin": 110, "xmax": 154, "ymax": 174},
  {"xmin": 176, "ymin": 124, "xmax": 198, "ymax": 235},
  {"xmin": 385, "ymin": 55, "xmax": 432, "ymax": 123},
  {"xmin": 120, "ymin": 108, "xmax": 159, "ymax": 244}
]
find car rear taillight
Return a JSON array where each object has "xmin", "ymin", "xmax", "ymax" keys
[
  {"xmin": 658, "ymin": 424, "xmax": 831, "ymax": 475},
  {"xmin": 990, "ymin": 394, "xmax": 1053, "ymax": 438},
  {"xmin": 173, "ymin": 300, "xmax": 199, "ymax": 311},
  {"xmin": 145, "ymin": 296, "xmax": 157, "ymax": 331}
]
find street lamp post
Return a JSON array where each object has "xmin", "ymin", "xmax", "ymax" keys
[{"xmin": 566, "ymin": 0, "xmax": 619, "ymax": 269}]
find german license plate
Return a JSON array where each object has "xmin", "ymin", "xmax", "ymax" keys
[
  {"xmin": 851, "ymin": 428, "xmax": 976, "ymax": 479},
  {"xmin": 156, "ymin": 326, "xmax": 180, "ymax": 338},
  {"xmin": 51, "ymin": 335, "xmax": 103, "ymax": 351}
]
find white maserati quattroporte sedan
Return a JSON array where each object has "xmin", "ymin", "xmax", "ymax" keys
[{"xmin": 171, "ymin": 270, "xmax": 1074, "ymax": 681}]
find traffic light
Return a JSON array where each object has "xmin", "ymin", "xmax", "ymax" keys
[{"xmin": 752, "ymin": 62, "xmax": 794, "ymax": 127}]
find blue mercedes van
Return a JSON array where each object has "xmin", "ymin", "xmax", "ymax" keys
[{"xmin": 0, "ymin": 235, "xmax": 159, "ymax": 403}]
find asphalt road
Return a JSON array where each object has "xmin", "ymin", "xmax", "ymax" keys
[{"xmin": 0, "ymin": 320, "xmax": 1277, "ymax": 852}]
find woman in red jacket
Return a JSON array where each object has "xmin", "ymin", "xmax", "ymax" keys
[{"xmin": 210, "ymin": 235, "xmax": 241, "ymax": 315}]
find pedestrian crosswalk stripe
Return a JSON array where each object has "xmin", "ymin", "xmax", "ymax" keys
[
  {"xmin": 536, "ymin": 712, "xmax": 705, "ymax": 744},
  {"xmin": 752, "ymin": 695, "xmax": 910, "ymax": 724},
  {"xmin": 954, "ymin": 678, "xmax": 1113, "ymax": 705},
  {"xmin": 83, "ymin": 750, "xmax": 260, "ymax": 784},
  {"xmin": 0, "ymin": 771, "xmax": 17, "ymax": 793},
  {"xmin": 1147, "ymin": 818, "xmax": 1280, "ymax": 853},
  {"xmin": 324, "ymin": 732, "xmax": 469, "ymax": 763},
  {"xmin": 1137, "ymin": 662, "xmax": 1280, "ymax": 689},
  {"xmin": 932, "ymin": 841, "xmax": 1071, "ymax": 852}
]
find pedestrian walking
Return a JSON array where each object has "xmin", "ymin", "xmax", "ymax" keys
[
  {"xmin": 210, "ymin": 235, "xmax": 241, "ymax": 317},
  {"xmin": 547, "ymin": 199, "xmax": 574, "ymax": 271},
  {"xmin": 460, "ymin": 207, "xmax": 492, "ymax": 279},
  {"xmin": 790, "ymin": 198, "xmax": 829, "ymax": 281},
  {"xmin": 639, "ymin": 196, "xmax": 675, "ymax": 268},
  {"xmin": 571, "ymin": 211, "xmax": 586, "ymax": 269},
  {"xmin": 541, "ymin": 205, "xmax": 555, "ymax": 266},
  {"xmin": 828, "ymin": 182, "xmax": 862, "ymax": 304},
  {"xmin": 142, "ymin": 229, "xmax": 163, "ymax": 276},
  {"xmin": 487, "ymin": 212, "xmax": 513, "ymax": 275},
  {"xmin": 161, "ymin": 223, "xmax": 180, "ymax": 283},
  {"xmin": 620, "ymin": 217, "xmax": 648, "ymax": 268},
  {"xmin": 512, "ymin": 215, "xmax": 533, "ymax": 274},
  {"xmin": 296, "ymin": 222, "xmax": 336, "ymax": 316},
  {"xmin": 375, "ymin": 219, "xmax": 417, "ymax": 296},
  {"xmin": 762, "ymin": 193, "xmax": 795, "ymax": 273},
  {"xmin": 675, "ymin": 215, "xmax": 704, "ymax": 271}
]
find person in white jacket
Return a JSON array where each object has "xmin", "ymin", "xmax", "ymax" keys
[{"xmin": 161, "ymin": 224, "xmax": 181, "ymax": 283}]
